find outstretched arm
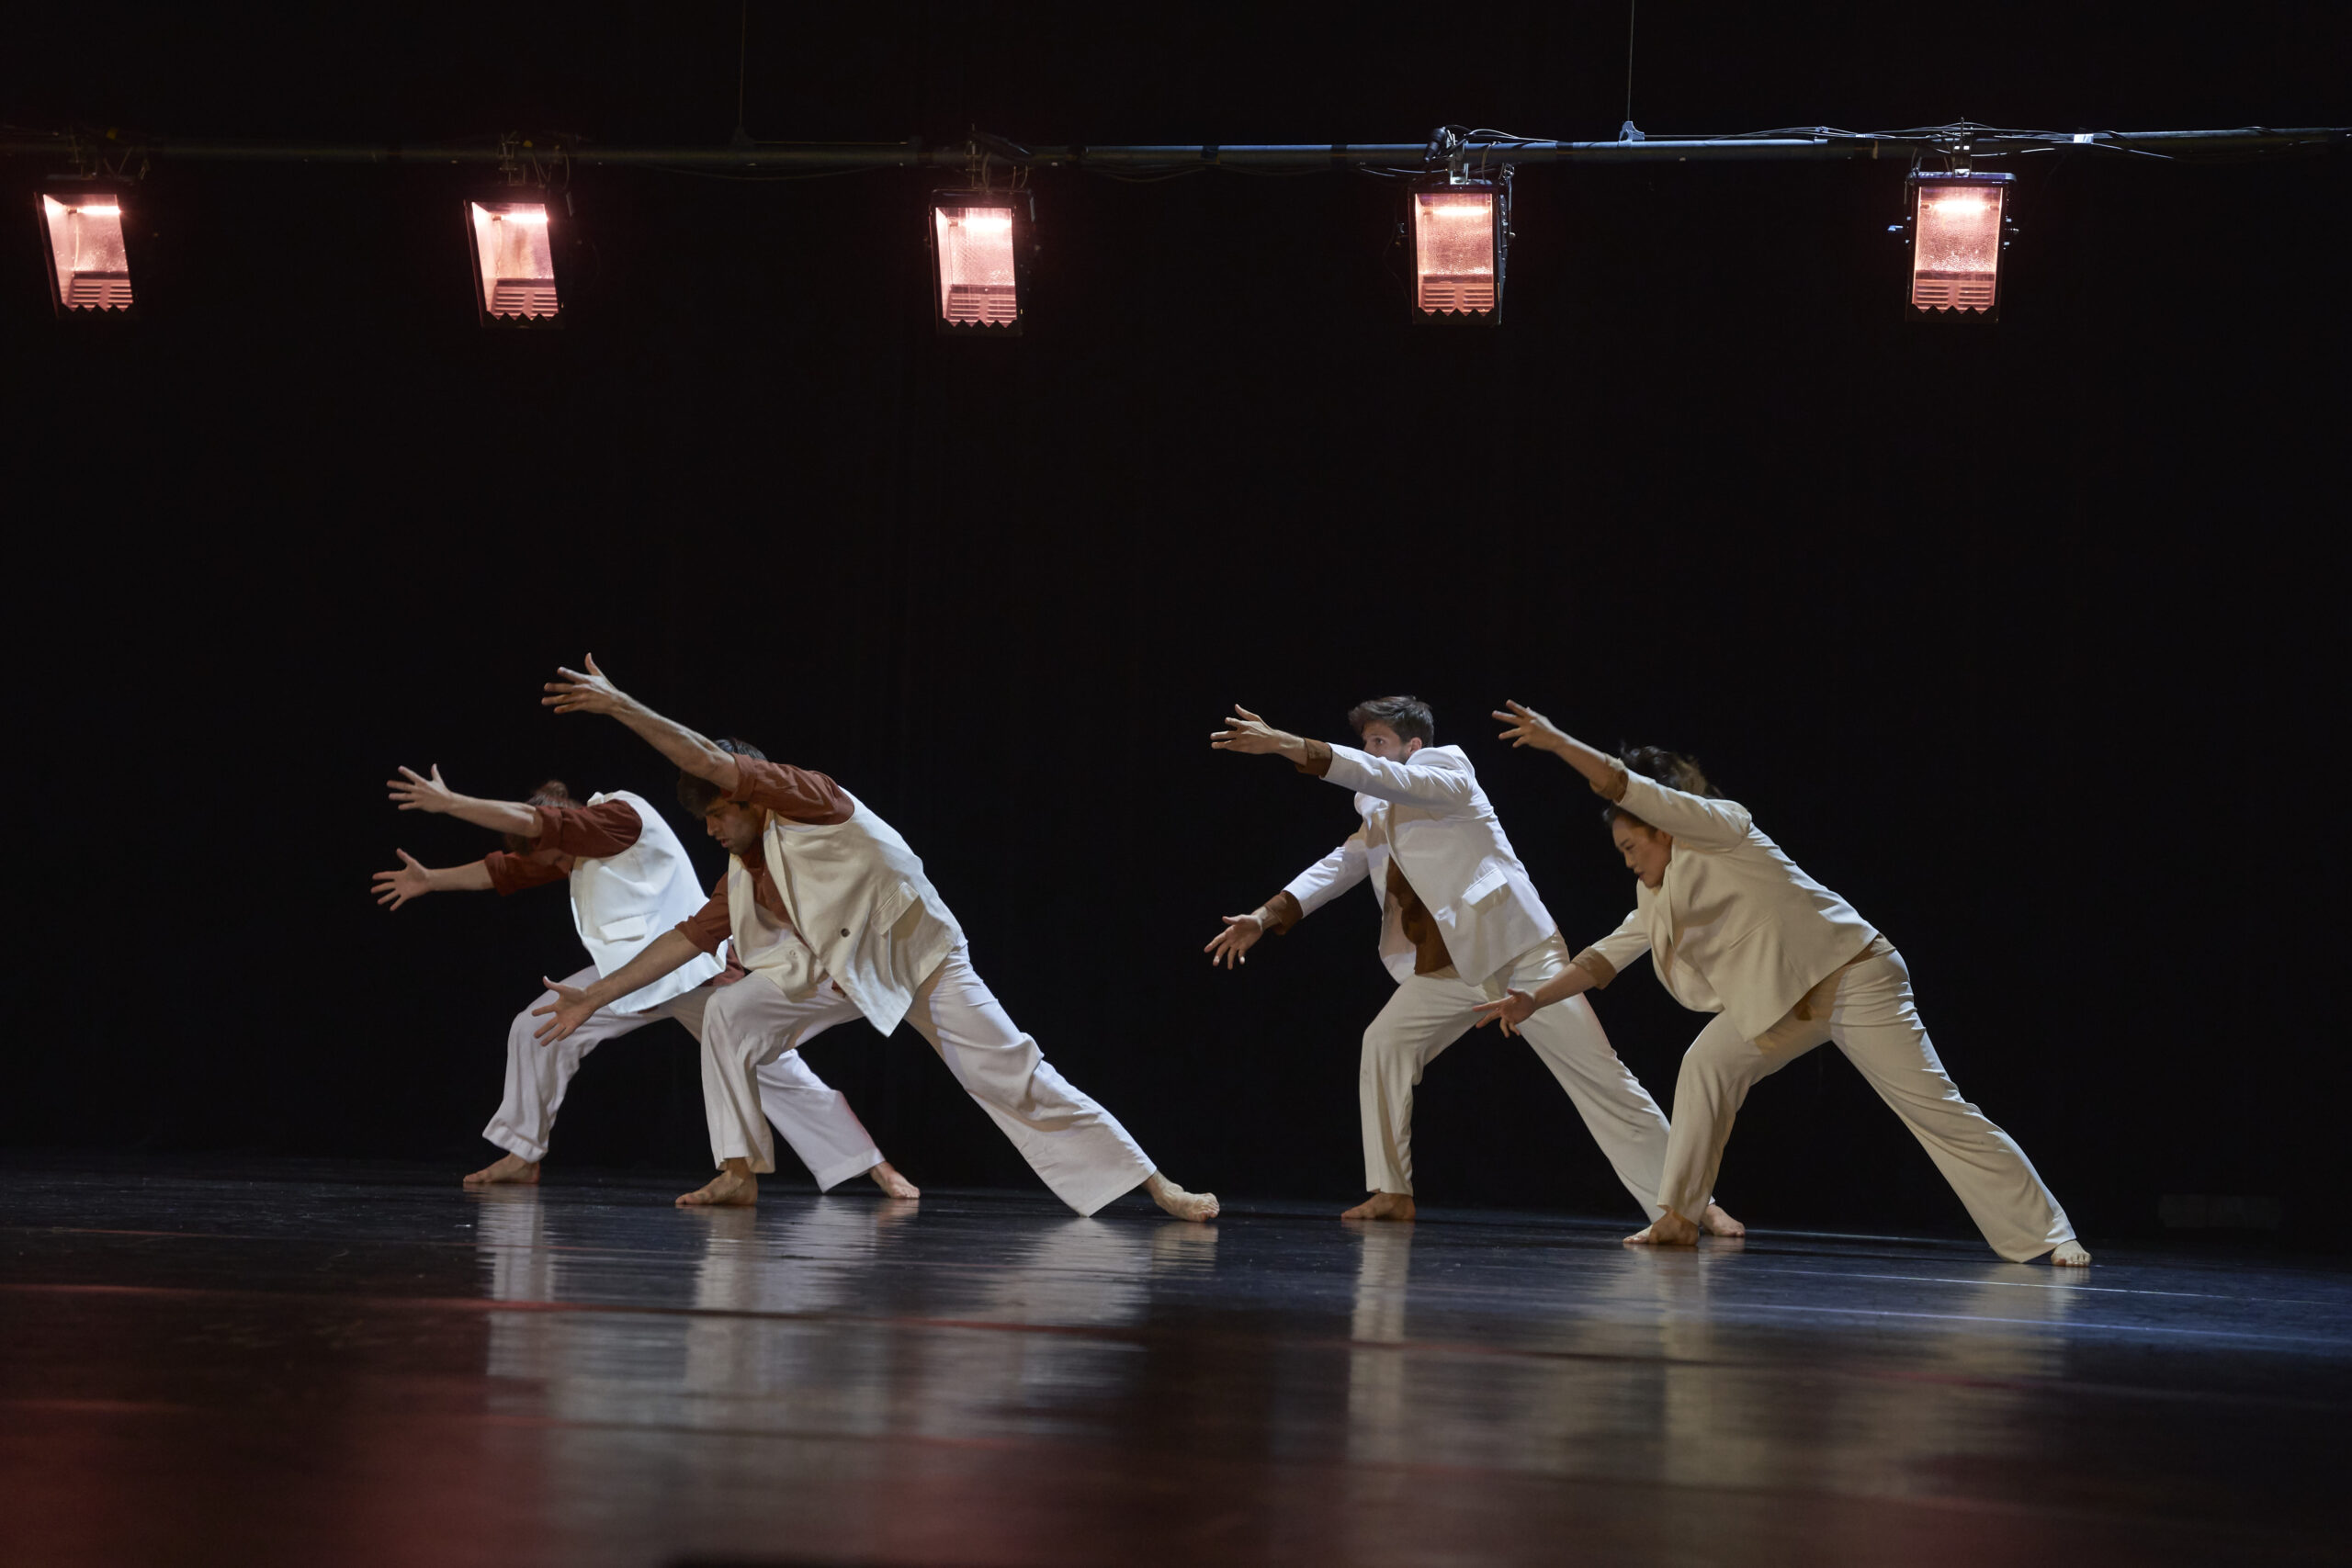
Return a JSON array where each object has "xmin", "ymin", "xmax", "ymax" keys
[
  {"xmin": 387, "ymin": 764, "xmax": 540, "ymax": 839},
  {"xmin": 543, "ymin": 654, "xmax": 741, "ymax": 795},
  {"xmin": 1204, "ymin": 833, "xmax": 1369, "ymax": 969},
  {"xmin": 1490, "ymin": 702, "xmax": 1622, "ymax": 792},
  {"xmin": 1210, "ymin": 705, "xmax": 1317, "ymax": 767},
  {"xmin": 1495, "ymin": 700, "xmax": 1751, "ymax": 846},
  {"xmin": 1469, "ymin": 963, "xmax": 1599, "ymax": 1038},
  {"xmin": 373, "ymin": 851, "xmax": 493, "ymax": 909},
  {"xmin": 531, "ymin": 930, "xmax": 704, "ymax": 1043}
]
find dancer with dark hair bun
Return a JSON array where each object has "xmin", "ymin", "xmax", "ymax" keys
[
  {"xmin": 1208, "ymin": 698, "xmax": 1739, "ymax": 1233},
  {"xmin": 1476, "ymin": 702, "xmax": 2088, "ymax": 1265},
  {"xmin": 374, "ymin": 764, "xmax": 913, "ymax": 1196}
]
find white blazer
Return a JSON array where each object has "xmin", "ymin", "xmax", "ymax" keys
[
  {"xmin": 1578, "ymin": 770, "xmax": 1877, "ymax": 1040},
  {"xmin": 1283, "ymin": 743, "xmax": 1556, "ymax": 987},
  {"xmin": 567, "ymin": 790, "xmax": 723, "ymax": 1016},
  {"xmin": 725, "ymin": 789, "xmax": 965, "ymax": 1036}
]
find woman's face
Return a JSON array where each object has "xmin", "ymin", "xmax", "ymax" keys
[{"xmin": 1611, "ymin": 819, "xmax": 1674, "ymax": 889}]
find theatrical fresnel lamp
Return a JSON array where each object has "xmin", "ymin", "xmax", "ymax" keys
[
  {"xmin": 463, "ymin": 196, "xmax": 562, "ymax": 326},
  {"xmin": 1901, "ymin": 171, "xmax": 2014, "ymax": 320},
  {"xmin": 38, "ymin": 183, "xmax": 135, "ymax": 315},
  {"xmin": 1410, "ymin": 179, "xmax": 1508, "ymax": 324},
  {"xmin": 927, "ymin": 190, "xmax": 1033, "ymax": 335}
]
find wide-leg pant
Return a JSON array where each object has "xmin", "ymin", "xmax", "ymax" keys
[
  {"xmin": 481, "ymin": 965, "xmax": 885, "ymax": 1190},
  {"xmin": 1656, "ymin": 947, "xmax": 2075, "ymax": 1262},
  {"xmin": 1361, "ymin": 936, "xmax": 1676, "ymax": 1214},
  {"xmin": 701, "ymin": 944, "xmax": 1155, "ymax": 1217}
]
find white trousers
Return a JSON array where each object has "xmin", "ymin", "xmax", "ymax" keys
[
  {"xmin": 1362, "ymin": 937, "xmax": 1675, "ymax": 1213},
  {"xmin": 1657, "ymin": 948, "xmax": 2075, "ymax": 1262},
  {"xmin": 701, "ymin": 944, "xmax": 1154, "ymax": 1217},
  {"xmin": 482, "ymin": 965, "xmax": 884, "ymax": 1190}
]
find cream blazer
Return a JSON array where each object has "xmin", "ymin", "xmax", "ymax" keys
[
  {"xmin": 1283, "ymin": 744, "xmax": 1556, "ymax": 987},
  {"xmin": 724, "ymin": 789, "xmax": 965, "ymax": 1036},
  {"xmin": 1577, "ymin": 769, "xmax": 1877, "ymax": 1041}
]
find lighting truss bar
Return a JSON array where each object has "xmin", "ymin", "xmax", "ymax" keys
[{"xmin": 2, "ymin": 128, "xmax": 2341, "ymax": 170}]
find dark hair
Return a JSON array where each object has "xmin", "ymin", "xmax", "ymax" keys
[
  {"xmin": 1347, "ymin": 695, "xmax": 1435, "ymax": 747},
  {"xmin": 503, "ymin": 780, "xmax": 578, "ymax": 853},
  {"xmin": 1603, "ymin": 745, "xmax": 1715, "ymax": 831},
  {"xmin": 677, "ymin": 738, "xmax": 768, "ymax": 814}
]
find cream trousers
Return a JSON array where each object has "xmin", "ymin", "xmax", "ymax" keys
[
  {"xmin": 481, "ymin": 966, "xmax": 884, "ymax": 1190},
  {"xmin": 1361, "ymin": 936, "xmax": 1675, "ymax": 1213},
  {"xmin": 1657, "ymin": 947, "xmax": 2075, "ymax": 1262},
  {"xmin": 700, "ymin": 944, "xmax": 1155, "ymax": 1217}
]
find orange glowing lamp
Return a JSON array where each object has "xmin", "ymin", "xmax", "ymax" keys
[{"xmin": 465, "ymin": 199, "xmax": 562, "ymax": 326}]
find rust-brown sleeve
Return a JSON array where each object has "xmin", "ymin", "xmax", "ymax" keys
[
  {"xmin": 730, "ymin": 757, "xmax": 854, "ymax": 825},
  {"xmin": 483, "ymin": 853, "xmax": 566, "ymax": 897},
  {"xmin": 531, "ymin": 798, "xmax": 642, "ymax": 858},
  {"xmin": 673, "ymin": 874, "xmax": 733, "ymax": 956},
  {"xmin": 1591, "ymin": 760, "xmax": 1629, "ymax": 802},
  {"xmin": 1260, "ymin": 890, "xmax": 1305, "ymax": 934},
  {"xmin": 1569, "ymin": 948, "xmax": 1618, "ymax": 988},
  {"xmin": 1291, "ymin": 739, "xmax": 1334, "ymax": 777}
]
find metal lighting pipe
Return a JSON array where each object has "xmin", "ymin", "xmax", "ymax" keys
[{"xmin": 2, "ymin": 127, "xmax": 2341, "ymax": 169}]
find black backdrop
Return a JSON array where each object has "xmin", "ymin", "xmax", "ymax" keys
[{"xmin": 6, "ymin": 4, "xmax": 2345, "ymax": 1241}]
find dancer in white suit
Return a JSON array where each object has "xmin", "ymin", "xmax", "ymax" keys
[
  {"xmin": 373, "ymin": 766, "xmax": 915, "ymax": 1196},
  {"xmin": 1475, "ymin": 702, "xmax": 2088, "ymax": 1265},
  {"xmin": 1206, "ymin": 696, "xmax": 1739, "ymax": 1232},
  {"xmin": 526, "ymin": 656, "xmax": 1218, "ymax": 1220}
]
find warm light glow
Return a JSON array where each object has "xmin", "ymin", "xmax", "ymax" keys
[
  {"xmin": 40, "ymin": 193, "xmax": 133, "ymax": 311},
  {"xmin": 467, "ymin": 200, "xmax": 560, "ymax": 321},
  {"xmin": 1413, "ymin": 190, "xmax": 1498, "ymax": 317},
  {"xmin": 1910, "ymin": 182, "xmax": 2005, "ymax": 314},
  {"xmin": 933, "ymin": 203, "xmax": 1019, "ymax": 327}
]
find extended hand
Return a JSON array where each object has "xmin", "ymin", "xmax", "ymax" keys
[
  {"xmin": 1470, "ymin": 989, "xmax": 1537, "ymax": 1037},
  {"xmin": 1210, "ymin": 705, "xmax": 1292, "ymax": 756},
  {"xmin": 373, "ymin": 850, "xmax": 433, "ymax": 909},
  {"xmin": 1204, "ymin": 912, "xmax": 1266, "ymax": 969},
  {"xmin": 544, "ymin": 653, "xmax": 629, "ymax": 717},
  {"xmin": 1492, "ymin": 701, "xmax": 1571, "ymax": 756},
  {"xmin": 388, "ymin": 763, "xmax": 459, "ymax": 813},
  {"xmin": 530, "ymin": 976, "xmax": 600, "ymax": 1044}
]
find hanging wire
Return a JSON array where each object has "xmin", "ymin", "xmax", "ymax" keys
[{"xmin": 1623, "ymin": 0, "xmax": 1639, "ymax": 129}]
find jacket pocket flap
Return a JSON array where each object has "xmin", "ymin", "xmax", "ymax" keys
[
  {"xmin": 1461, "ymin": 862, "xmax": 1509, "ymax": 906},
  {"xmin": 598, "ymin": 914, "xmax": 649, "ymax": 942}
]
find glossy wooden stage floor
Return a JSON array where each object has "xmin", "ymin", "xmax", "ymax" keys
[{"xmin": 2, "ymin": 1162, "xmax": 2344, "ymax": 1567}]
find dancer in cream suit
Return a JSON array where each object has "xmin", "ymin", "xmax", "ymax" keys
[
  {"xmin": 1475, "ymin": 702, "xmax": 2087, "ymax": 1265},
  {"xmin": 1207, "ymin": 697, "xmax": 1739, "ymax": 1232},
  {"xmin": 526, "ymin": 656, "xmax": 1218, "ymax": 1221},
  {"xmin": 373, "ymin": 766, "xmax": 915, "ymax": 1197}
]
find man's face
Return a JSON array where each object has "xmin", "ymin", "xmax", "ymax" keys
[
  {"xmin": 1360, "ymin": 722, "xmax": 1423, "ymax": 761},
  {"xmin": 703, "ymin": 801, "xmax": 767, "ymax": 858},
  {"xmin": 1612, "ymin": 819, "xmax": 1674, "ymax": 889}
]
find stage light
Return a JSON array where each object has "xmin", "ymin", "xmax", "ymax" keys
[
  {"xmin": 38, "ymin": 187, "xmax": 134, "ymax": 313},
  {"xmin": 464, "ymin": 198, "xmax": 561, "ymax": 326},
  {"xmin": 927, "ymin": 192, "xmax": 1032, "ymax": 334},
  {"xmin": 1410, "ymin": 180, "xmax": 1507, "ymax": 324},
  {"xmin": 1904, "ymin": 172, "xmax": 2013, "ymax": 320}
]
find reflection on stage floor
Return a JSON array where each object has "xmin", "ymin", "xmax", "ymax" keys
[{"xmin": 3, "ymin": 1160, "xmax": 2345, "ymax": 1566}]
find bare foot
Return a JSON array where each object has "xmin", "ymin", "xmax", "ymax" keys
[
  {"xmin": 1625, "ymin": 1207, "xmax": 1700, "ymax": 1247},
  {"xmin": 2051, "ymin": 1239, "xmax": 2092, "ymax": 1267},
  {"xmin": 1701, "ymin": 1202, "xmax": 1745, "ymax": 1238},
  {"xmin": 1145, "ymin": 1170, "xmax": 1219, "ymax": 1223},
  {"xmin": 677, "ymin": 1158, "xmax": 759, "ymax": 1208},
  {"xmin": 463, "ymin": 1154, "xmax": 540, "ymax": 1187},
  {"xmin": 868, "ymin": 1161, "xmax": 921, "ymax": 1199},
  {"xmin": 1340, "ymin": 1191, "xmax": 1418, "ymax": 1223}
]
